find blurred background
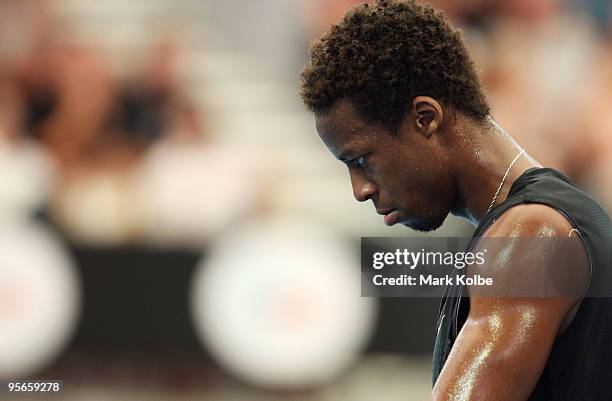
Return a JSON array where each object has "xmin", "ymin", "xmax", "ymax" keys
[{"xmin": 0, "ymin": 0, "xmax": 610, "ymax": 400}]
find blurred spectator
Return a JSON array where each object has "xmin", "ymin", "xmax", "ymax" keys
[
  {"xmin": 45, "ymin": 40, "xmax": 208, "ymax": 245},
  {"xmin": 570, "ymin": 0, "xmax": 612, "ymax": 32},
  {"xmin": 473, "ymin": 0, "xmax": 603, "ymax": 179},
  {"xmin": 572, "ymin": 38, "xmax": 612, "ymax": 210},
  {"xmin": 0, "ymin": 0, "xmax": 209, "ymax": 244}
]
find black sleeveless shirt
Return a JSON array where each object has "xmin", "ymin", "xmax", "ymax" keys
[{"xmin": 432, "ymin": 167, "xmax": 612, "ymax": 400}]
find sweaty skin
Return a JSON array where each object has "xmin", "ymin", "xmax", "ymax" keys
[
  {"xmin": 315, "ymin": 99, "xmax": 590, "ymax": 401},
  {"xmin": 431, "ymin": 205, "xmax": 589, "ymax": 401}
]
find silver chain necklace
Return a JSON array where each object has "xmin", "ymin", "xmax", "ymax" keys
[{"xmin": 485, "ymin": 148, "xmax": 526, "ymax": 215}]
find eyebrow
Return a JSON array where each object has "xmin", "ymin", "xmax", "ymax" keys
[{"xmin": 336, "ymin": 141, "xmax": 360, "ymax": 161}]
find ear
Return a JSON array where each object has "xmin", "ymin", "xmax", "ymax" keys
[{"xmin": 412, "ymin": 96, "xmax": 444, "ymax": 138}]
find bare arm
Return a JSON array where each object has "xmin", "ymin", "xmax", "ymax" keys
[{"xmin": 431, "ymin": 204, "xmax": 589, "ymax": 401}]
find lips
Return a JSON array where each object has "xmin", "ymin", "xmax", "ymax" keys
[
  {"xmin": 376, "ymin": 208, "xmax": 400, "ymax": 226},
  {"xmin": 376, "ymin": 207, "xmax": 393, "ymax": 215},
  {"xmin": 383, "ymin": 210, "xmax": 401, "ymax": 226}
]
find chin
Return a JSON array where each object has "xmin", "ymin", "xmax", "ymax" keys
[{"xmin": 402, "ymin": 214, "xmax": 446, "ymax": 233}]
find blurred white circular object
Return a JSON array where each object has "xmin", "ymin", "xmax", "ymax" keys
[
  {"xmin": 190, "ymin": 217, "xmax": 377, "ymax": 389},
  {"xmin": 0, "ymin": 223, "xmax": 81, "ymax": 378}
]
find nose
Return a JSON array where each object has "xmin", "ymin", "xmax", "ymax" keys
[{"xmin": 349, "ymin": 168, "xmax": 377, "ymax": 202}]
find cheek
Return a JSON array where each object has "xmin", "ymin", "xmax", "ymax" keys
[
  {"xmin": 394, "ymin": 168, "xmax": 441, "ymax": 205},
  {"xmin": 422, "ymin": 171, "xmax": 456, "ymax": 211},
  {"xmin": 375, "ymin": 149, "xmax": 433, "ymax": 198},
  {"xmin": 376, "ymin": 170, "xmax": 419, "ymax": 201}
]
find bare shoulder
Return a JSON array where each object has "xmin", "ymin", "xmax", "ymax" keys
[
  {"xmin": 484, "ymin": 203, "xmax": 577, "ymax": 238},
  {"xmin": 469, "ymin": 203, "xmax": 590, "ymax": 328},
  {"xmin": 432, "ymin": 207, "xmax": 591, "ymax": 400},
  {"xmin": 470, "ymin": 203, "xmax": 589, "ymax": 294}
]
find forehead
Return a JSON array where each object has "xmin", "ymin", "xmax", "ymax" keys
[{"xmin": 314, "ymin": 101, "xmax": 381, "ymax": 158}]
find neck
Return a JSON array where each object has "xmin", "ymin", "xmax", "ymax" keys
[{"xmin": 450, "ymin": 115, "xmax": 542, "ymax": 226}]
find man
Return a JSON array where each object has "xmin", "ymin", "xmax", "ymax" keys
[{"xmin": 299, "ymin": 1, "xmax": 612, "ymax": 400}]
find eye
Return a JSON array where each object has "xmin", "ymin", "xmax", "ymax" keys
[{"xmin": 351, "ymin": 156, "xmax": 366, "ymax": 168}]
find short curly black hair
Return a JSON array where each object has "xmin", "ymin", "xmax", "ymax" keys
[{"xmin": 300, "ymin": 0, "xmax": 490, "ymax": 130}]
